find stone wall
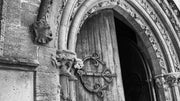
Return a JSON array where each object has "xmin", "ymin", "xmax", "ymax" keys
[
  {"xmin": 1, "ymin": 0, "xmax": 179, "ymax": 101},
  {"xmin": 0, "ymin": 0, "xmax": 62, "ymax": 101},
  {"xmin": 1, "ymin": 0, "xmax": 38, "ymax": 64},
  {"xmin": 0, "ymin": 70, "xmax": 34, "ymax": 101}
]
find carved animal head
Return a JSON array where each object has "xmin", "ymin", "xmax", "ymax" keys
[
  {"xmin": 32, "ymin": 20, "xmax": 53, "ymax": 44},
  {"xmin": 74, "ymin": 58, "xmax": 84, "ymax": 69}
]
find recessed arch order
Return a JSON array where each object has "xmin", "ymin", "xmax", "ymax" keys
[{"xmin": 59, "ymin": 0, "xmax": 180, "ymax": 101}]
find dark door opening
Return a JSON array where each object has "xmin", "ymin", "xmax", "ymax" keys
[{"xmin": 114, "ymin": 17, "xmax": 154, "ymax": 101}]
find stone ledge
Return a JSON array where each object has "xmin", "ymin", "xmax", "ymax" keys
[{"xmin": 0, "ymin": 56, "xmax": 39, "ymax": 68}]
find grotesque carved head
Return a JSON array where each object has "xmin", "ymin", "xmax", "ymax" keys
[{"xmin": 32, "ymin": 19, "xmax": 53, "ymax": 44}]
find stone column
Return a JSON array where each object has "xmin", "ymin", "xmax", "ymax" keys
[
  {"xmin": 155, "ymin": 72, "xmax": 180, "ymax": 101},
  {"xmin": 56, "ymin": 50, "xmax": 83, "ymax": 101}
]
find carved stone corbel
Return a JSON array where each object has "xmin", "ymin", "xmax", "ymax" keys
[
  {"xmin": 54, "ymin": 50, "xmax": 83, "ymax": 101},
  {"xmin": 31, "ymin": 0, "xmax": 53, "ymax": 44},
  {"xmin": 56, "ymin": 50, "xmax": 84, "ymax": 80},
  {"xmin": 155, "ymin": 72, "xmax": 180, "ymax": 88}
]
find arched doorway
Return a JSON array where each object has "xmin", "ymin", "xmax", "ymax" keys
[
  {"xmin": 115, "ymin": 16, "xmax": 156, "ymax": 101},
  {"xmin": 75, "ymin": 9, "xmax": 157, "ymax": 101},
  {"xmin": 65, "ymin": 0, "xmax": 180, "ymax": 101},
  {"xmin": 75, "ymin": 10, "xmax": 125, "ymax": 101}
]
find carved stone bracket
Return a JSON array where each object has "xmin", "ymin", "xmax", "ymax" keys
[
  {"xmin": 31, "ymin": 0, "xmax": 53, "ymax": 44},
  {"xmin": 56, "ymin": 50, "xmax": 84, "ymax": 81},
  {"xmin": 155, "ymin": 72, "xmax": 180, "ymax": 88}
]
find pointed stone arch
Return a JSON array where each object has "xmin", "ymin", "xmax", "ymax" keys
[{"xmin": 58, "ymin": 0, "xmax": 180, "ymax": 101}]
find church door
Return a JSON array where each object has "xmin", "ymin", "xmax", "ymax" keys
[{"xmin": 75, "ymin": 9, "xmax": 156, "ymax": 101}]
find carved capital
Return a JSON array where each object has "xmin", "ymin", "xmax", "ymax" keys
[
  {"xmin": 56, "ymin": 50, "xmax": 76, "ymax": 62},
  {"xmin": 155, "ymin": 72, "xmax": 180, "ymax": 88},
  {"xmin": 56, "ymin": 50, "xmax": 84, "ymax": 80},
  {"xmin": 31, "ymin": 0, "xmax": 53, "ymax": 44}
]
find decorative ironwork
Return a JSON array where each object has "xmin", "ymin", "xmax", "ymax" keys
[
  {"xmin": 155, "ymin": 72, "xmax": 180, "ymax": 88},
  {"xmin": 76, "ymin": 53, "xmax": 116, "ymax": 98}
]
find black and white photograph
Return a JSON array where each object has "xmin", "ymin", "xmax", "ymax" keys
[{"xmin": 0, "ymin": 0, "xmax": 180, "ymax": 101}]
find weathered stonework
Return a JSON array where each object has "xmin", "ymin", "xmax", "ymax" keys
[
  {"xmin": 72, "ymin": 0, "xmax": 168, "ymax": 73},
  {"xmin": 32, "ymin": 0, "xmax": 53, "ymax": 44},
  {"xmin": 166, "ymin": 0, "xmax": 180, "ymax": 20},
  {"xmin": 1, "ymin": 0, "xmax": 180, "ymax": 101},
  {"xmin": 0, "ymin": 0, "xmax": 61, "ymax": 101},
  {"xmin": 36, "ymin": 71, "xmax": 60, "ymax": 101},
  {"xmin": 155, "ymin": 72, "xmax": 180, "ymax": 87},
  {"xmin": 0, "ymin": 0, "xmax": 40, "ymax": 66},
  {"xmin": 56, "ymin": 50, "xmax": 83, "ymax": 80},
  {"xmin": 66, "ymin": 0, "xmax": 180, "ymax": 101},
  {"xmin": 21, "ymin": 2, "xmax": 38, "ymax": 27},
  {"xmin": 136, "ymin": 0, "xmax": 180, "ymax": 72},
  {"xmin": 55, "ymin": 50, "xmax": 83, "ymax": 101},
  {"xmin": 0, "ymin": 70, "xmax": 34, "ymax": 101},
  {"xmin": 70, "ymin": 0, "xmax": 85, "ymax": 22}
]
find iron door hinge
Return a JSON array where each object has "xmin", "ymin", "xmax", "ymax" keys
[{"xmin": 76, "ymin": 53, "xmax": 117, "ymax": 98}]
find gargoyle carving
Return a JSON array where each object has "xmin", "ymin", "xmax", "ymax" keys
[
  {"xmin": 55, "ymin": 50, "xmax": 84, "ymax": 80},
  {"xmin": 32, "ymin": 0, "xmax": 53, "ymax": 44}
]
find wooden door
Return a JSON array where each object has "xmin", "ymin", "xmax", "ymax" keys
[{"xmin": 75, "ymin": 10, "xmax": 125, "ymax": 101}]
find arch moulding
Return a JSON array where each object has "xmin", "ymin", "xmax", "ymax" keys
[{"xmin": 58, "ymin": 0, "xmax": 180, "ymax": 101}]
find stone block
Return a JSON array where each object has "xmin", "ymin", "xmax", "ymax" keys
[
  {"xmin": 6, "ymin": 0, "xmax": 21, "ymax": 25},
  {"xmin": 0, "ymin": 69, "xmax": 34, "ymax": 101},
  {"xmin": 4, "ymin": 24, "xmax": 37, "ymax": 60},
  {"xmin": 21, "ymin": 0, "xmax": 41, "ymax": 5},
  {"xmin": 36, "ymin": 72, "xmax": 59, "ymax": 93},
  {"xmin": 30, "ymin": 0, "xmax": 41, "ymax": 5},
  {"xmin": 38, "ymin": 47, "xmax": 56, "ymax": 65},
  {"xmin": 21, "ymin": 2, "xmax": 39, "ymax": 14},
  {"xmin": 36, "ymin": 72, "xmax": 60, "ymax": 101},
  {"xmin": 21, "ymin": 10, "xmax": 37, "ymax": 27},
  {"xmin": 6, "ymin": 0, "xmax": 20, "ymax": 8},
  {"xmin": 147, "ymin": 45, "xmax": 158, "ymax": 60},
  {"xmin": 35, "ymin": 47, "xmax": 58, "ymax": 73}
]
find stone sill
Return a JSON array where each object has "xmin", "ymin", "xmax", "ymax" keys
[{"xmin": 0, "ymin": 56, "xmax": 39, "ymax": 71}]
